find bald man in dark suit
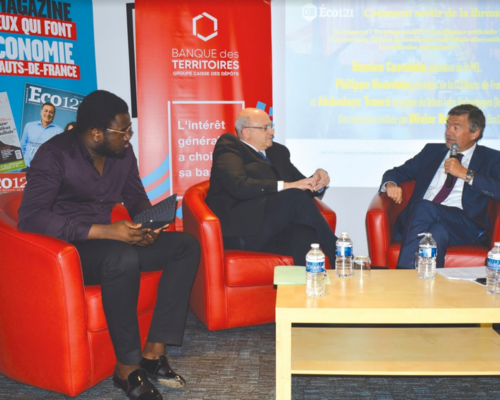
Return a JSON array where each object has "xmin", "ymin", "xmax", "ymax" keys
[{"xmin": 206, "ymin": 108, "xmax": 337, "ymax": 265}]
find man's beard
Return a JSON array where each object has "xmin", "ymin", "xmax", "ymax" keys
[{"xmin": 93, "ymin": 135, "xmax": 126, "ymax": 159}]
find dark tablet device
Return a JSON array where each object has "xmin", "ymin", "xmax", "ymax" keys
[{"xmin": 132, "ymin": 193, "xmax": 177, "ymax": 229}]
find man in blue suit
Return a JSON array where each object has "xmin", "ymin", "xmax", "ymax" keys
[{"xmin": 380, "ymin": 104, "xmax": 500, "ymax": 269}]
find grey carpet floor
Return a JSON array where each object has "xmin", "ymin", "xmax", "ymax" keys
[{"xmin": 1, "ymin": 310, "xmax": 500, "ymax": 399}]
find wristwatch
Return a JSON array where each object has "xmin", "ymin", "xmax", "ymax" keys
[{"xmin": 465, "ymin": 169, "xmax": 475, "ymax": 184}]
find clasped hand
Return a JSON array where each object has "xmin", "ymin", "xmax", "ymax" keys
[
  {"xmin": 106, "ymin": 220, "xmax": 169, "ymax": 247},
  {"xmin": 284, "ymin": 168, "xmax": 330, "ymax": 192}
]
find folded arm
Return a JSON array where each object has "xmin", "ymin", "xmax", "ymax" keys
[{"xmin": 211, "ymin": 138, "xmax": 280, "ymax": 200}]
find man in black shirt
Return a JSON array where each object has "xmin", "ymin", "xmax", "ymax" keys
[{"xmin": 18, "ymin": 90, "xmax": 200, "ymax": 400}]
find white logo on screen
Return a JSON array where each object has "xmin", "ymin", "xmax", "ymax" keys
[
  {"xmin": 193, "ymin": 12, "xmax": 218, "ymax": 41},
  {"xmin": 302, "ymin": 3, "xmax": 317, "ymax": 21}
]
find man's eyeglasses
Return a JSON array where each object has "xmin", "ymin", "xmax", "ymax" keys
[
  {"xmin": 106, "ymin": 124, "xmax": 133, "ymax": 137},
  {"xmin": 244, "ymin": 123, "xmax": 275, "ymax": 132}
]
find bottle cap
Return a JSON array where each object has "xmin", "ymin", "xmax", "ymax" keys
[
  {"xmin": 495, "ymin": 242, "xmax": 500, "ymax": 247},
  {"xmin": 341, "ymin": 231, "xmax": 348, "ymax": 235},
  {"xmin": 311, "ymin": 243, "xmax": 319, "ymax": 248}
]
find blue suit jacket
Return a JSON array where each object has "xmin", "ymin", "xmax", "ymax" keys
[{"xmin": 381, "ymin": 143, "xmax": 500, "ymax": 233}]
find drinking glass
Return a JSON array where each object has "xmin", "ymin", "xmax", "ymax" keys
[{"xmin": 353, "ymin": 255, "xmax": 371, "ymax": 281}]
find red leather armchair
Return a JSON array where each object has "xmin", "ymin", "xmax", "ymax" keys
[
  {"xmin": 182, "ymin": 180, "xmax": 336, "ymax": 331},
  {"xmin": 0, "ymin": 192, "xmax": 162, "ymax": 396},
  {"xmin": 366, "ymin": 181, "xmax": 500, "ymax": 269}
]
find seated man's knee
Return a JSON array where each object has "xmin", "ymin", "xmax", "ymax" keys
[{"xmin": 408, "ymin": 199, "xmax": 440, "ymax": 221}]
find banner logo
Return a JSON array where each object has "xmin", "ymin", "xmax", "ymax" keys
[
  {"xmin": 302, "ymin": 3, "xmax": 317, "ymax": 21},
  {"xmin": 193, "ymin": 12, "xmax": 218, "ymax": 41}
]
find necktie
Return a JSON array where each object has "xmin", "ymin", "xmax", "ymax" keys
[
  {"xmin": 258, "ymin": 151, "xmax": 273, "ymax": 166},
  {"xmin": 432, "ymin": 153, "xmax": 464, "ymax": 204}
]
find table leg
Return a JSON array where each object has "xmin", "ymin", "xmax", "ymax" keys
[{"xmin": 276, "ymin": 320, "xmax": 292, "ymax": 400}]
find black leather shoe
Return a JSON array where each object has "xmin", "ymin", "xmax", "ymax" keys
[
  {"xmin": 140, "ymin": 355, "xmax": 186, "ymax": 388},
  {"xmin": 113, "ymin": 368, "xmax": 163, "ymax": 400}
]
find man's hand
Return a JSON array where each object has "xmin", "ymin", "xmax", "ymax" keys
[
  {"xmin": 444, "ymin": 157, "xmax": 468, "ymax": 180},
  {"xmin": 386, "ymin": 182, "xmax": 403, "ymax": 204},
  {"xmin": 312, "ymin": 168, "xmax": 330, "ymax": 192},
  {"xmin": 134, "ymin": 224, "xmax": 170, "ymax": 247},
  {"xmin": 284, "ymin": 169, "xmax": 330, "ymax": 192},
  {"xmin": 88, "ymin": 220, "xmax": 169, "ymax": 246},
  {"xmin": 283, "ymin": 177, "xmax": 316, "ymax": 191}
]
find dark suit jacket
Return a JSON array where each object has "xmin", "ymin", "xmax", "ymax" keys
[
  {"xmin": 206, "ymin": 133, "xmax": 312, "ymax": 237},
  {"xmin": 381, "ymin": 143, "xmax": 500, "ymax": 233}
]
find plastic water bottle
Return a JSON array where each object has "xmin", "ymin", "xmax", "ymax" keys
[
  {"xmin": 486, "ymin": 242, "xmax": 500, "ymax": 295},
  {"xmin": 306, "ymin": 243, "xmax": 326, "ymax": 297},
  {"xmin": 335, "ymin": 232, "xmax": 353, "ymax": 278},
  {"xmin": 417, "ymin": 233, "xmax": 437, "ymax": 280}
]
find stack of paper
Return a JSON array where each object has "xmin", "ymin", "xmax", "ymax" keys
[
  {"xmin": 436, "ymin": 266, "xmax": 486, "ymax": 281},
  {"xmin": 273, "ymin": 266, "xmax": 331, "ymax": 285}
]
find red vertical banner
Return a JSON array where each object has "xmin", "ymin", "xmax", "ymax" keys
[{"xmin": 135, "ymin": 0, "xmax": 272, "ymax": 229}]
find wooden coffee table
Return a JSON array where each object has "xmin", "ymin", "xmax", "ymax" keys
[{"xmin": 275, "ymin": 270, "xmax": 500, "ymax": 399}]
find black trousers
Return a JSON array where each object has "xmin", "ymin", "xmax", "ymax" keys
[
  {"xmin": 224, "ymin": 189, "xmax": 337, "ymax": 265},
  {"xmin": 72, "ymin": 232, "xmax": 200, "ymax": 365}
]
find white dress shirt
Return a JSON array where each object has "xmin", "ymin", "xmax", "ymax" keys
[{"xmin": 422, "ymin": 144, "xmax": 476, "ymax": 209}]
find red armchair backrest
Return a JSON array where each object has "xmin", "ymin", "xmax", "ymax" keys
[
  {"xmin": 182, "ymin": 179, "xmax": 224, "ymax": 253},
  {"xmin": 111, "ymin": 202, "xmax": 132, "ymax": 222},
  {"xmin": 0, "ymin": 193, "xmax": 21, "ymax": 224},
  {"xmin": 487, "ymin": 199, "xmax": 500, "ymax": 246}
]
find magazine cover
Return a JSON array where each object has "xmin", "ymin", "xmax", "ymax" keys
[{"xmin": 19, "ymin": 83, "xmax": 83, "ymax": 167}]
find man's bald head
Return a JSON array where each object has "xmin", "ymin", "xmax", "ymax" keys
[
  {"xmin": 235, "ymin": 108, "xmax": 275, "ymax": 151},
  {"xmin": 235, "ymin": 108, "xmax": 269, "ymax": 137}
]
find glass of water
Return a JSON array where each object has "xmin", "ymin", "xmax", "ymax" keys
[{"xmin": 353, "ymin": 255, "xmax": 371, "ymax": 281}]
